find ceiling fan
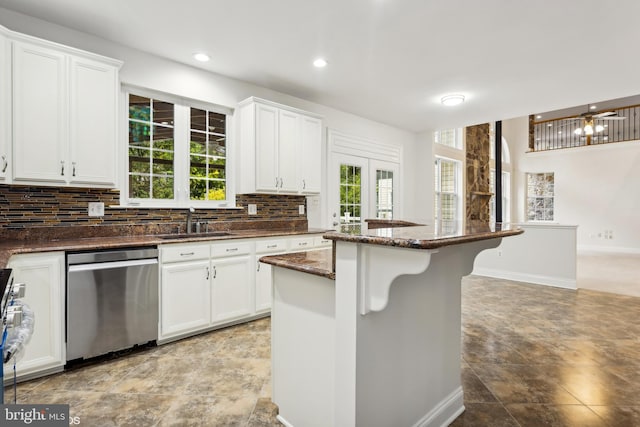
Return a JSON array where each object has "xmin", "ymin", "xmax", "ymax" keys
[{"xmin": 562, "ymin": 105, "xmax": 626, "ymax": 136}]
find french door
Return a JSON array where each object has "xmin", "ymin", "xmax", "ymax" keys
[{"xmin": 329, "ymin": 153, "xmax": 399, "ymax": 229}]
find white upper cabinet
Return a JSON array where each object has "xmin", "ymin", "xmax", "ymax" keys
[
  {"xmin": 69, "ymin": 56, "xmax": 118, "ymax": 185},
  {"xmin": 12, "ymin": 41, "xmax": 67, "ymax": 184},
  {"xmin": 299, "ymin": 115, "xmax": 322, "ymax": 193},
  {"xmin": 239, "ymin": 97, "xmax": 323, "ymax": 195},
  {"xmin": 277, "ymin": 109, "xmax": 300, "ymax": 193},
  {"xmin": 10, "ymin": 30, "xmax": 121, "ymax": 187},
  {"xmin": 0, "ymin": 31, "xmax": 10, "ymax": 181},
  {"xmin": 255, "ymin": 103, "xmax": 279, "ymax": 191}
]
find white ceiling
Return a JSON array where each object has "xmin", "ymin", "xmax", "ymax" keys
[{"xmin": 1, "ymin": 0, "xmax": 640, "ymax": 133}]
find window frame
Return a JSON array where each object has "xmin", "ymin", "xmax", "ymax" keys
[
  {"xmin": 121, "ymin": 85, "xmax": 235, "ymax": 208},
  {"xmin": 525, "ymin": 172, "xmax": 555, "ymax": 222},
  {"xmin": 434, "ymin": 156, "xmax": 462, "ymax": 233}
]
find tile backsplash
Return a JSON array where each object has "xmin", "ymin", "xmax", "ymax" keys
[{"xmin": 0, "ymin": 185, "xmax": 307, "ymax": 239}]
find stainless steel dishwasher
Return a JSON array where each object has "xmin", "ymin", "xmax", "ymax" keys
[{"xmin": 66, "ymin": 247, "xmax": 159, "ymax": 362}]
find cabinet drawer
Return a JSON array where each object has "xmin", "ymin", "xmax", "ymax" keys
[
  {"xmin": 256, "ymin": 238, "xmax": 290, "ymax": 254},
  {"xmin": 289, "ymin": 236, "xmax": 315, "ymax": 251},
  {"xmin": 160, "ymin": 243, "xmax": 210, "ymax": 263},
  {"xmin": 211, "ymin": 241, "xmax": 252, "ymax": 258},
  {"xmin": 314, "ymin": 236, "xmax": 332, "ymax": 248}
]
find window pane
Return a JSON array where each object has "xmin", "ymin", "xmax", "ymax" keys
[
  {"xmin": 526, "ymin": 172, "xmax": 554, "ymax": 221},
  {"xmin": 191, "ymin": 108, "xmax": 207, "ymax": 132},
  {"xmin": 188, "ymin": 107, "xmax": 227, "ymax": 201},
  {"xmin": 340, "ymin": 163, "xmax": 361, "ymax": 225},
  {"xmin": 129, "ymin": 95, "xmax": 150, "ymax": 121},
  {"xmin": 376, "ymin": 169, "xmax": 393, "ymax": 219},
  {"xmin": 128, "ymin": 95, "xmax": 175, "ymax": 200},
  {"xmin": 129, "ymin": 122, "xmax": 150, "ymax": 147},
  {"xmin": 153, "ymin": 100, "xmax": 174, "ymax": 125},
  {"xmin": 152, "ymin": 177, "xmax": 174, "ymax": 199}
]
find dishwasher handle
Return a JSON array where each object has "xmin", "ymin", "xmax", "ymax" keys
[{"xmin": 68, "ymin": 258, "xmax": 158, "ymax": 272}]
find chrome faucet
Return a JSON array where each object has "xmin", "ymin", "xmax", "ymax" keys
[{"xmin": 186, "ymin": 207, "xmax": 195, "ymax": 234}]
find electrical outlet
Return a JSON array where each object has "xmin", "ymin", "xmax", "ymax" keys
[
  {"xmin": 247, "ymin": 204, "xmax": 257, "ymax": 215},
  {"xmin": 299, "ymin": 205, "xmax": 305, "ymax": 215},
  {"xmin": 88, "ymin": 202, "xmax": 104, "ymax": 217}
]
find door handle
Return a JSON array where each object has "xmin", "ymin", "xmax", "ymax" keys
[
  {"xmin": 72, "ymin": 162, "xmax": 76, "ymax": 177},
  {"xmin": 1, "ymin": 155, "xmax": 7, "ymax": 173},
  {"xmin": 213, "ymin": 266, "xmax": 217, "ymax": 279},
  {"xmin": 206, "ymin": 267, "xmax": 210, "ymax": 280},
  {"xmin": 60, "ymin": 160, "xmax": 65, "ymax": 176}
]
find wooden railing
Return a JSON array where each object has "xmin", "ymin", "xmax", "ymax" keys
[{"xmin": 529, "ymin": 104, "xmax": 640, "ymax": 151}]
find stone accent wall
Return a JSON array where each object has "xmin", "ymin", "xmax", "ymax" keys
[
  {"xmin": 465, "ymin": 123, "xmax": 492, "ymax": 226},
  {"xmin": 0, "ymin": 185, "xmax": 307, "ymax": 239}
]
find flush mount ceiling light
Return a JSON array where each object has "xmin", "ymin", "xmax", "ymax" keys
[
  {"xmin": 441, "ymin": 94, "xmax": 465, "ymax": 106},
  {"xmin": 193, "ymin": 53, "xmax": 210, "ymax": 62},
  {"xmin": 313, "ymin": 58, "xmax": 328, "ymax": 68}
]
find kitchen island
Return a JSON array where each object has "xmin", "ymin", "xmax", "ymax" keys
[{"xmin": 260, "ymin": 223, "xmax": 523, "ymax": 427}]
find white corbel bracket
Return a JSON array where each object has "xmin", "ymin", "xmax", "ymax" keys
[{"xmin": 359, "ymin": 245, "xmax": 436, "ymax": 315}]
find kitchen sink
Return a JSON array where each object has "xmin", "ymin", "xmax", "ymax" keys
[{"xmin": 157, "ymin": 231, "xmax": 232, "ymax": 240}]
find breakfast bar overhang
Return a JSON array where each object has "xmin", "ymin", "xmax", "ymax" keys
[{"xmin": 260, "ymin": 224, "xmax": 523, "ymax": 427}]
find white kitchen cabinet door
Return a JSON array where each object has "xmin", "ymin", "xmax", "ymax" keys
[
  {"xmin": 255, "ymin": 260, "xmax": 273, "ymax": 313},
  {"xmin": 69, "ymin": 56, "xmax": 118, "ymax": 186},
  {"xmin": 277, "ymin": 109, "xmax": 299, "ymax": 193},
  {"xmin": 299, "ymin": 115, "xmax": 322, "ymax": 194},
  {"xmin": 5, "ymin": 252, "xmax": 65, "ymax": 382},
  {"xmin": 0, "ymin": 32, "xmax": 9, "ymax": 181},
  {"xmin": 160, "ymin": 260, "xmax": 211, "ymax": 340},
  {"xmin": 12, "ymin": 41, "xmax": 67, "ymax": 183},
  {"xmin": 255, "ymin": 103, "xmax": 279, "ymax": 192},
  {"xmin": 211, "ymin": 255, "xmax": 253, "ymax": 323}
]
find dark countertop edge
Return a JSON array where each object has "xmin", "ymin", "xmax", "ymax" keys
[
  {"xmin": 0, "ymin": 228, "xmax": 332, "ymax": 269},
  {"xmin": 259, "ymin": 250, "xmax": 335, "ymax": 280},
  {"xmin": 322, "ymin": 228, "xmax": 524, "ymax": 249}
]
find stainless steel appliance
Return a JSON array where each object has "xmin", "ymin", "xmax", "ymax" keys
[{"xmin": 66, "ymin": 247, "xmax": 158, "ymax": 362}]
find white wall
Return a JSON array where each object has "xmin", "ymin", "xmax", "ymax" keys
[
  {"xmin": 473, "ymin": 223, "xmax": 577, "ymax": 289},
  {"xmin": 503, "ymin": 116, "xmax": 640, "ymax": 253},
  {"xmin": 0, "ymin": 8, "xmax": 425, "ymax": 229}
]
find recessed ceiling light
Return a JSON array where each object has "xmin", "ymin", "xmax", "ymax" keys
[
  {"xmin": 590, "ymin": 105, "xmax": 597, "ymax": 110},
  {"xmin": 441, "ymin": 94, "xmax": 465, "ymax": 106},
  {"xmin": 547, "ymin": 123, "xmax": 553, "ymax": 127},
  {"xmin": 313, "ymin": 58, "xmax": 328, "ymax": 68},
  {"xmin": 193, "ymin": 53, "xmax": 210, "ymax": 62},
  {"xmin": 536, "ymin": 115, "xmax": 542, "ymax": 119}
]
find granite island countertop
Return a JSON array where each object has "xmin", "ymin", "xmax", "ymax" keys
[
  {"xmin": 0, "ymin": 228, "xmax": 331, "ymax": 269},
  {"xmin": 260, "ymin": 249, "xmax": 334, "ymax": 280},
  {"xmin": 258, "ymin": 223, "xmax": 523, "ymax": 279},
  {"xmin": 323, "ymin": 222, "xmax": 523, "ymax": 249}
]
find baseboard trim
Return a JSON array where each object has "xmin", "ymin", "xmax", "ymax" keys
[
  {"xmin": 578, "ymin": 245, "xmax": 640, "ymax": 255},
  {"xmin": 413, "ymin": 386, "xmax": 465, "ymax": 427},
  {"xmin": 276, "ymin": 414, "xmax": 295, "ymax": 427},
  {"xmin": 473, "ymin": 268, "xmax": 576, "ymax": 290}
]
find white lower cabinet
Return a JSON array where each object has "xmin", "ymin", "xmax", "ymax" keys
[
  {"xmin": 211, "ymin": 255, "xmax": 253, "ymax": 323},
  {"xmin": 255, "ymin": 238, "xmax": 290, "ymax": 313},
  {"xmin": 160, "ymin": 260, "xmax": 210, "ymax": 340},
  {"xmin": 5, "ymin": 252, "xmax": 65, "ymax": 382},
  {"xmin": 158, "ymin": 234, "xmax": 330, "ymax": 342}
]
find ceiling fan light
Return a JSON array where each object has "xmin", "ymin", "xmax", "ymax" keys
[
  {"xmin": 574, "ymin": 128, "xmax": 582, "ymax": 135},
  {"xmin": 584, "ymin": 124, "xmax": 594, "ymax": 135},
  {"xmin": 595, "ymin": 124, "xmax": 605, "ymax": 132}
]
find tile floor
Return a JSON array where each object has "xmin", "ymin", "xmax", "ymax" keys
[{"xmin": 5, "ymin": 275, "xmax": 640, "ymax": 426}]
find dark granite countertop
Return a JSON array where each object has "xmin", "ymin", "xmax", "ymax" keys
[
  {"xmin": 0, "ymin": 228, "xmax": 330, "ymax": 269},
  {"xmin": 323, "ymin": 223, "xmax": 523, "ymax": 249},
  {"xmin": 364, "ymin": 219, "xmax": 424, "ymax": 229},
  {"xmin": 260, "ymin": 249, "xmax": 335, "ymax": 280}
]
